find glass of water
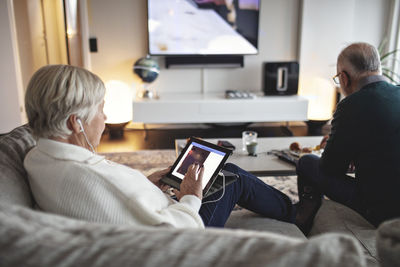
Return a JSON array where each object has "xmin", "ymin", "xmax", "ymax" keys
[{"xmin": 242, "ymin": 131, "xmax": 258, "ymax": 152}]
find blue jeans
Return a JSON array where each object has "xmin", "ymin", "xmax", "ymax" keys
[
  {"xmin": 296, "ymin": 154, "xmax": 361, "ymax": 213},
  {"xmin": 199, "ymin": 163, "xmax": 296, "ymax": 227}
]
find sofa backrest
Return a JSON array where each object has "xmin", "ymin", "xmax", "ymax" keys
[
  {"xmin": 0, "ymin": 203, "xmax": 368, "ymax": 267},
  {"xmin": 0, "ymin": 125, "xmax": 36, "ymax": 208}
]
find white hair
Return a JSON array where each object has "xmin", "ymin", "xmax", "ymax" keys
[
  {"xmin": 338, "ymin": 42, "xmax": 382, "ymax": 77},
  {"xmin": 25, "ymin": 64, "xmax": 106, "ymax": 138}
]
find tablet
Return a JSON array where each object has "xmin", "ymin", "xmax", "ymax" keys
[{"xmin": 161, "ymin": 137, "xmax": 232, "ymax": 196}]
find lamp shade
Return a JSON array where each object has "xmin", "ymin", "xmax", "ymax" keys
[
  {"xmin": 104, "ymin": 80, "xmax": 133, "ymax": 124},
  {"xmin": 299, "ymin": 77, "xmax": 336, "ymax": 121}
]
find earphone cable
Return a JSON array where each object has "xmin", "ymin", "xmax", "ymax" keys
[{"xmin": 202, "ymin": 172, "xmax": 225, "ymax": 205}]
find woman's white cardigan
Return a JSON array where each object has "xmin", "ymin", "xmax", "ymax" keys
[{"xmin": 24, "ymin": 139, "xmax": 204, "ymax": 228}]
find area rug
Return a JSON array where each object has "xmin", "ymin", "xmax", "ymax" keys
[{"xmin": 102, "ymin": 150, "xmax": 299, "ymax": 203}]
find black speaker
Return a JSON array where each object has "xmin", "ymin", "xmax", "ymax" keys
[
  {"xmin": 165, "ymin": 55, "xmax": 244, "ymax": 68},
  {"xmin": 262, "ymin": 61, "xmax": 299, "ymax": 95}
]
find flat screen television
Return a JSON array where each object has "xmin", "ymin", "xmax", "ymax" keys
[{"xmin": 147, "ymin": 0, "xmax": 260, "ymax": 56}]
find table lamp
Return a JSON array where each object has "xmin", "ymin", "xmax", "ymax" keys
[
  {"xmin": 299, "ymin": 77, "xmax": 337, "ymax": 135},
  {"xmin": 103, "ymin": 80, "xmax": 133, "ymax": 139}
]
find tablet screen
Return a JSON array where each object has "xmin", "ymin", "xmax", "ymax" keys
[{"xmin": 171, "ymin": 141, "xmax": 227, "ymax": 189}]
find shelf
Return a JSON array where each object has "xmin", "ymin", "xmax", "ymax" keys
[{"xmin": 132, "ymin": 92, "xmax": 308, "ymax": 124}]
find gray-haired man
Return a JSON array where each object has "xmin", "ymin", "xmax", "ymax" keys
[{"xmin": 295, "ymin": 42, "xmax": 400, "ymax": 234}]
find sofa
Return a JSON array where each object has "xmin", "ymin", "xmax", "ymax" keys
[{"xmin": 0, "ymin": 125, "xmax": 398, "ymax": 267}]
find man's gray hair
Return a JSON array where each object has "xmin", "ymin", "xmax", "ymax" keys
[
  {"xmin": 25, "ymin": 64, "xmax": 106, "ymax": 138},
  {"xmin": 338, "ymin": 42, "xmax": 381, "ymax": 77}
]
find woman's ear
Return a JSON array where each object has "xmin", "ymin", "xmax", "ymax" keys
[{"xmin": 67, "ymin": 115, "xmax": 81, "ymax": 134}]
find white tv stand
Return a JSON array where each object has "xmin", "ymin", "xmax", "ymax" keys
[{"xmin": 132, "ymin": 92, "xmax": 308, "ymax": 124}]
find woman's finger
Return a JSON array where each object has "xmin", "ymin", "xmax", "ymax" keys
[
  {"xmin": 173, "ymin": 189, "xmax": 181, "ymax": 200},
  {"xmin": 197, "ymin": 166, "xmax": 204, "ymax": 184},
  {"xmin": 188, "ymin": 164, "xmax": 198, "ymax": 179},
  {"xmin": 160, "ymin": 184, "xmax": 170, "ymax": 192},
  {"xmin": 160, "ymin": 167, "xmax": 171, "ymax": 174},
  {"xmin": 191, "ymin": 163, "xmax": 198, "ymax": 171}
]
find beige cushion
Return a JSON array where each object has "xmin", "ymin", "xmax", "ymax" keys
[
  {"xmin": 226, "ymin": 208, "xmax": 306, "ymax": 240},
  {"xmin": 0, "ymin": 125, "xmax": 36, "ymax": 207},
  {"xmin": 377, "ymin": 218, "xmax": 400, "ymax": 267},
  {"xmin": 310, "ymin": 200, "xmax": 378, "ymax": 266},
  {"xmin": 0, "ymin": 203, "xmax": 367, "ymax": 267}
]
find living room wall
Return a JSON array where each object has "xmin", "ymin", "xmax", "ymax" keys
[
  {"xmin": 0, "ymin": 0, "xmax": 392, "ymax": 133},
  {"xmin": 88, "ymin": 0, "xmax": 301, "ymax": 94},
  {"xmin": 299, "ymin": 0, "xmax": 389, "ymax": 81},
  {"xmin": 298, "ymin": 0, "xmax": 389, "ymax": 120},
  {"xmin": 87, "ymin": 0, "xmax": 390, "ymax": 96}
]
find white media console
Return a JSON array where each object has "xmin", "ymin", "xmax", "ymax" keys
[{"xmin": 132, "ymin": 92, "xmax": 308, "ymax": 124}]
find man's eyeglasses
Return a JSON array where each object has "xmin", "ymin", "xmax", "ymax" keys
[{"xmin": 332, "ymin": 72, "xmax": 342, "ymax": 84}]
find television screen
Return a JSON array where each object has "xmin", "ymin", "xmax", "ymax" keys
[{"xmin": 147, "ymin": 0, "xmax": 260, "ymax": 56}]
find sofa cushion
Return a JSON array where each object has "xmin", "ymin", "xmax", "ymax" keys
[
  {"xmin": 226, "ymin": 208, "xmax": 307, "ymax": 240},
  {"xmin": 0, "ymin": 203, "xmax": 367, "ymax": 267},
  {"xmin": 376, "ymin": 218, "xmax": 400, "ymax": 267},
  {"xmin": 0, "ymin": 125, "xmax": 36, "ymax": 207},
  {"xmin": 309, "ymin": 199, "xmax": 378, "ymax": 266}
]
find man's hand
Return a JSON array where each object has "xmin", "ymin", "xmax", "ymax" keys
[
  {"xmin": 174, "ymin": 164, "xmax": 204, "ymax": 201},
  {"xmin": 320, "ymin": 135, "xmax": 329, "ymax": 149},
  {"xmin": 348, "ymin": 161, "xmax": 356, "ymax": 173},
  {"xmin": 147, "ymin": 167, "xmax": 171, "ymax": 192}
]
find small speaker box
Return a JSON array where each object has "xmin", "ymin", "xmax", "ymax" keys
[{"xmin": 262, "ymin": 61, "xmax": 299, "ymax": 95}]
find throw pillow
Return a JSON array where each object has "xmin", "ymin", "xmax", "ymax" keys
[{"xmin": 0, "ymin": 125, "xmax": 36, "ymax": 207}]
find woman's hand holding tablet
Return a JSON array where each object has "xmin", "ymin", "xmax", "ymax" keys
[
  {"xmin": 161, "ymin": 137, "xmax": 232, "ymax": 198},
  {"xmin": 147, "ymin": 167, "xmax": 171, "ymax": 192},
  {"xmin": 173, "ymin": 164, "xmax": 204, "ymax": 200}
]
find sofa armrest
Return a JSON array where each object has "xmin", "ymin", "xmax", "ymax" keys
[
  {"xmin": 377, "ymin": 218, "xmax": 400, "ymax": 267},
  {"xmin": 226, "ymin": 208, "xmax": 306, "ymax": 240}
]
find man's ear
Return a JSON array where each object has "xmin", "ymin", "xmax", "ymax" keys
[
  {"xmin": 67, "ymin": 115, "xmax": 81, "ymax": 134},
  {"xmin": 342, "ymin": 71, "xmax": 350, "ymax": 87},
  {"xmin": 340, "ymin": 71, "xmax": 353, "ymax": 96}
]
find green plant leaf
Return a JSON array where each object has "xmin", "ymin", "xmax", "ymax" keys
[
  {"xmin": 382, "ymin": 68, "xmax": 400, "ymax": 84},
  {"xmin": 381, "ymin": 49, "xmax": 400, "ymax": 61},
  {"xmin": 378, "ymin": 38, "xmax": 387, "ymax": 54},
  {"xmin": 382, "ymin": 58, "xmax": 400, "ymax": 65},
  {"xmin": 382, "ymin": 67, "xmax": 400, "ymax": 78},
  {"xmin": 382, "ymin": 73, "xmax": 398, "ymax": 84}
]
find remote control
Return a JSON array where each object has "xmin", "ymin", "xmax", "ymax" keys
[{"xmin": 225, "ymin": 90, "xmax": 256, "ymax": 99}]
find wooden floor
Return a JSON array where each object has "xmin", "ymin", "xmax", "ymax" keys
[{"xmin": 97, "ymin": 123, "xmax": 330, "ymax": 153}]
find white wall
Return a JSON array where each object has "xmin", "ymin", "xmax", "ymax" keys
[
  {"xmin": 89, "ymin": 0, "xmax": 148, "ymax": 89},
  {"xmin": 88, "ymin": 0, "xmax": 300, "ymax": 94},
  {"xmin": 88, "ymin": 0, "xmax": 390, "ymax": 97},
  {"xmin": 0, "ymin": 0, "xmax": 390, "ymax": 132},
  {"xmin": 297, "ymin": 0, "xmax": 390, "ymax": 120},
  {"xmin": 0, "ymin": 0, "xmax": 26, "ymax": 133},
  {"xmin": 353, "ymin": 0, "xmax": 390, "ymax": 46},
  {"xmin": 299, "ymin": 0, "xmax": 390, "ymax": 83}
]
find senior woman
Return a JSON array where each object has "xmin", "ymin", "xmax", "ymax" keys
[{"xmin": 24, "ymin": 64, "xmax": 296, "ymax": 229}]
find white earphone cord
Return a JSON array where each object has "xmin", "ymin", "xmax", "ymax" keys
[
  {"xmin": 79, "ymin": 123, "xmax": 96, "ymax": 154},
  {"xmin": 82, "ymin": 130, "xmax": 96, "ymax": 154},
  {"xmin": 202, "ymin": 172, "xmax": 225, "ymax": 205}
]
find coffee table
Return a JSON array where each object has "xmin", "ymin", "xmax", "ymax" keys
[{"xmin": 175, "ymin": 136, "xmax": 323, "ymax": 176}]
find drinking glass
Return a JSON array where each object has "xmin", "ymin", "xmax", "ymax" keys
[{"xmin": 242, "ymin": 131, "xmax": 258, "ymax": 152}]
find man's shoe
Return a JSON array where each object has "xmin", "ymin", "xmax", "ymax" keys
[{"xmin": 294, "ymin": 196, "xmax": 322, "ymax": 236}]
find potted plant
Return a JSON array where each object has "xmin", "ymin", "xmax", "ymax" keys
[{"xmin": 378, "ymin": 39, "xmax": 400, "ymax": 84}]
